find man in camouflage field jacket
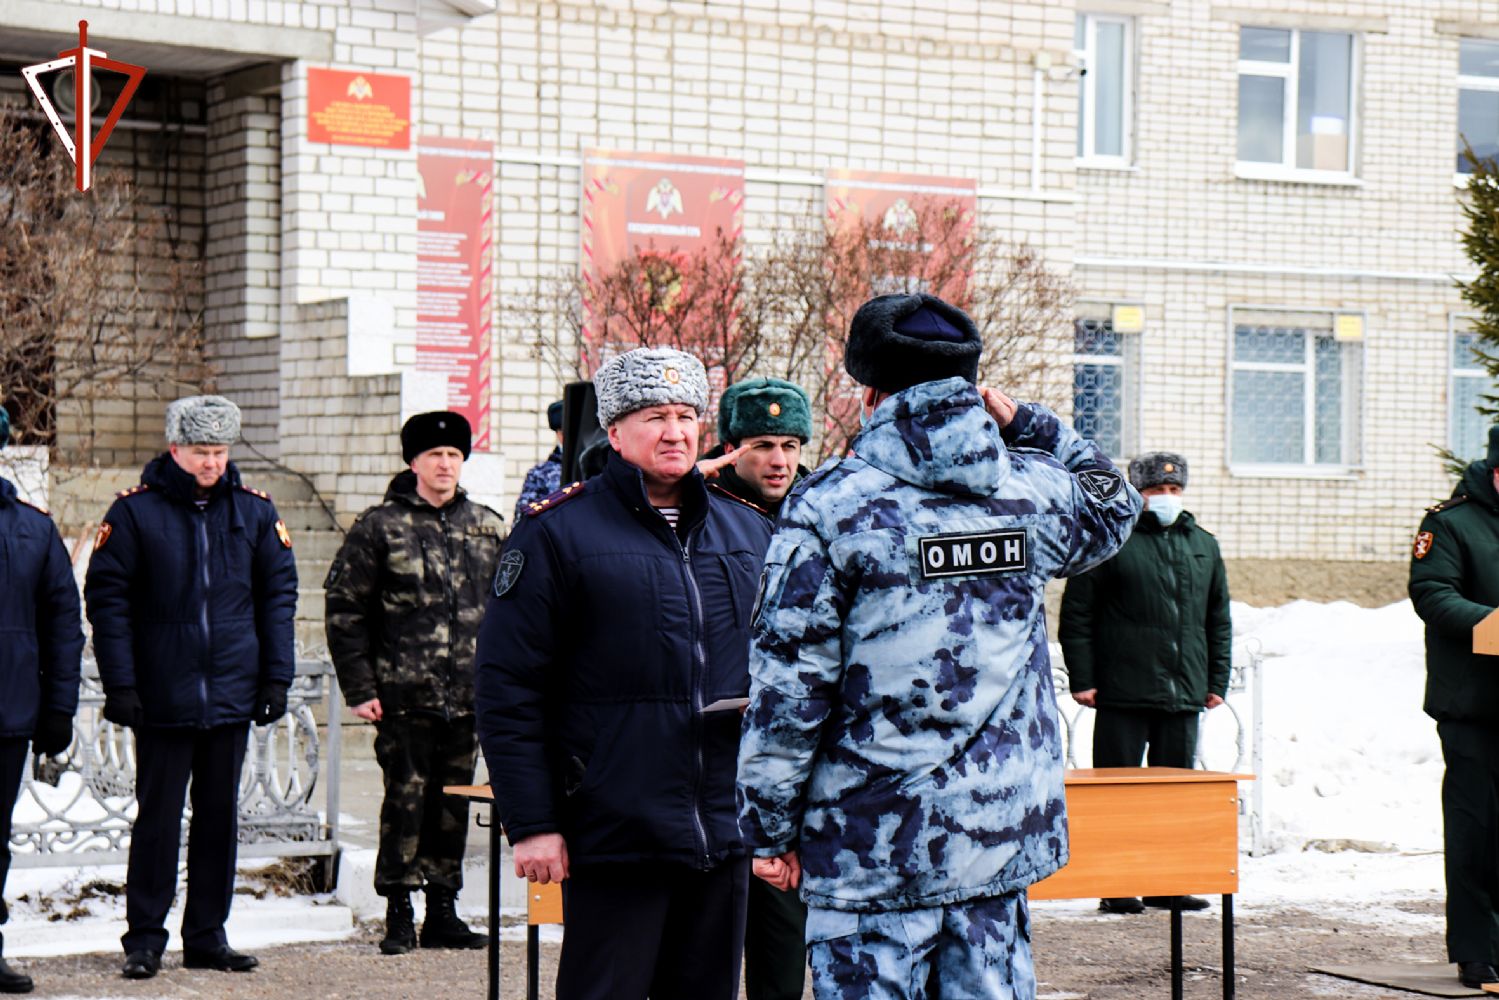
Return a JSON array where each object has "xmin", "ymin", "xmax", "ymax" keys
[
  {"xmin": 325, "ymin": 412, "xmax": 505, "ymax": 955},
  {"xmin": 737, "ymin": 293, "xmax": 1142, "ymax": 1000}
]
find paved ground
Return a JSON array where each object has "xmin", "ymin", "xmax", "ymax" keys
[{"xmin": 13, "ymin": 895, "xmax": 1453, "ymax": 998}]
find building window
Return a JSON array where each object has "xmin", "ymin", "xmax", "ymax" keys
[
  {"xmin": 1073, "ymin": 311, "xmax": 1137, "ymax": 459},
  {"xmin": 1458, "ymin": 39, "xmax": 1499, "ymax": 175},
  {"xmin": 1452, "ymin": 322, "xmax": 1494, "ymax": 461},
  {"xmin": 1229, "ymin": 309, "xmax": 1363, "ymax": 469},
  {"xmin": 1074, "ymin": 13, "xmax": 1133, "ymax": 166},
  {"xmin": 1236, "ymin": 26, "xmax": 1356, "ymax": 177}
]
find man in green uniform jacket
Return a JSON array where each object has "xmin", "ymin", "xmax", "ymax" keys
[
  {"xmin": 1410, "ymin": 426, "xmax": 1499, "ymax": 991},
  {"xmin": 1059, "ymin": 450, "xmax": 1232, "ymax": 915}
]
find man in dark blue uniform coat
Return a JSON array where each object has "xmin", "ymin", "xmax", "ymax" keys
[
  {"xmin": 0, "ymin": 404, "xmax": 84, "ymax": 995},
  {"xmin": 476, "ymin": 348, "xmax": 772, "ymax": 1000},
  {"xmin": 84, "ymin": 395, "xmax": 297, "ymax": 981}
]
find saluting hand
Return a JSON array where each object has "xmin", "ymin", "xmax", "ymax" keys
[
  {"xmin": 977, "ymin": 386, "xmax": 1018, "ymax": 428},
  {"xmin": 696, "ymin": 445, "xmax": 744, "ymax": 480}
]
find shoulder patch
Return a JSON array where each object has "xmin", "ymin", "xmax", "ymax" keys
[
  {"xmin": 14, "ymin": 497, "xmax": 50, "ymax": 516},
  {"xmin": 1076, "ymin": 468, "xmax": 1124, "ymax": 503},
  {"xmin": 523, "ymin": 481, "xmax": 584, "ymax": 518},
  {"xmin": 493, "ymin": 549, "xmax": 525, "ymax": 597},
  {"xmin": 1426, "ymin": 495, "xmax": 1471, "ymax": 515},
  {"xmin": 708, "ymin": 482, "xmax": 768, "ymax": 517},
  {"xmin": 114, "ymin": 483, "xmax": 150, "ymax": 500},
  {"xmin": 1413, "ymin": 530, "xmax": 1435, "ymax": 560},
  {"xmin": 239, "ymin": 485, "xmax": 273, "ymax": 502}
]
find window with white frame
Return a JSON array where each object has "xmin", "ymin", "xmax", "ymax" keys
[
  {"xmin": 1073, "ymin": 312, "xmax": 1138, "ymax": 459},
  {"xmin": 1229, "ymin": 309, "xmax": 1363, "ymax": 469},
  {"xmin": 1074, "ymin": 13, "xmax": 1133, "ymax": 165},
  {"xmin": 1451, "ymin": 322, "xmax": 1494, "ymax": 461},
  {"xmin": 1457, "ymin": 39, "xmax": 1499, "ymax": 175},
  {"xmin": 1236, "ymin": 26, "xmax": 1356, "ymax": 176}
]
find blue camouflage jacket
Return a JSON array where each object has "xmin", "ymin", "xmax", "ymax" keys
[
  {"xmin": 736, "ymin": 377, "xmax": 1141, "ymax": 912},
  {"xmin": 512, "ymin": 448, "xmax": 561, "ymax": 522}
]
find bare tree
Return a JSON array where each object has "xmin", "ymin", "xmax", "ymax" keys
[
  {"xmin": 517, "ymin": 195, "xmax": 1073, "ymax": 461},
  {"xmin": 0, "ymin": 105, "xmax": 207, "ymax": 476}
]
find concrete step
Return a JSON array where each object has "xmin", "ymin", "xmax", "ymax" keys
[
  {"xmin": 289, "ymin": 530, "xmax": 346, "ymax": 562},
  {"xmin": 277, "ymin": 502, "xmax": 342, "ymax": 532}
]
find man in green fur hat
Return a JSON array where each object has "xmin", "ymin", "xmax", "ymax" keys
[{"xmin": 707, "ymin": 378, "xmax": 813, "ymax": 521}]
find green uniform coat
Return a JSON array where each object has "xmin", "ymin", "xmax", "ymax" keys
[
  {"xmin": 1059, "ymin": 510, "xmax": 1232, "ymax": 711},
  {"xmin": 1410, "ymin": 460, "xmax": 1499, "ymax": 724}
]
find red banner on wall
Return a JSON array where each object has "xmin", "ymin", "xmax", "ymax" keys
[
  {"xmin": 825, "ymin": 169, "xmax": 977, "ymax": 285},
  {"xmin": 416, "ymin": 137, "xmax": 494, "ymax": 450},
  {"xmin": 307, "ymin": 68, "xmax": 411, "ymax": 149},
  {"xmin": 579, "ymin": 149, "xmax": 745, "ymax": 377}
]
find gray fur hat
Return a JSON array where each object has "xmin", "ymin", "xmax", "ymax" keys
[
  {"xmin": 1128, "ymin": 451, "xmax": 1188, "ymax": 491},
  {"xmin": 594, "ymin": 348, "xmax": 709, "ymax": 426},
  {"xmin": 165, "ymin": 395, "xmax": 241, "ymax": 446}
]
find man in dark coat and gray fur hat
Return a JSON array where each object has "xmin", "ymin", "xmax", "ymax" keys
[{"xmin": 85, "ymin": 395, "xmax": 297, "ymax": 981}]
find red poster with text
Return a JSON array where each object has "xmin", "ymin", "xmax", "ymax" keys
[
  {"xmin": 417, "ymin": 137, "xmax": 494, "ymax": 450},
  {"xmin": 579, "ymin": 149, "xmax": 744, "ymax": 376},
  {"xmin": 307, "ymin": 68, "xmax": 411, "ymax": 149}
]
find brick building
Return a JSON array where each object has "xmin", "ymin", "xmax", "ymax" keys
[{"xmin": 1, "ymin": 0, "xmax": 1492, "ymax": 593}]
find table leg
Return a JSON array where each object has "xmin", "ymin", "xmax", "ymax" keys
[
  {"xmin": 488, "ymin": 803, "xmax": 500, "ymax": 1000},
  {"xmin": 1171, "ymin": 901, "xmax": 1184, "ymax": 1000},
  {"xmin": 527, "ymin": 925, "xmax": 539, "ymax": 1000},
  {"xmin": 1222, "ymin": 894, "xmax": 1235, "ymax": 1000}
]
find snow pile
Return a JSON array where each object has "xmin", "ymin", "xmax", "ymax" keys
[{"xmin": 1233, "ymin": 599, "xmax": 1442, "ymax": 855}]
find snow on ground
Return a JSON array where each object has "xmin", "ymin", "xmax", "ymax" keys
[{"xmin": 4, "ymin": 599, "xmax": 1449, "ymax": 953}]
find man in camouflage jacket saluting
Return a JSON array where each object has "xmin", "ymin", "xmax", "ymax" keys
[
  {"xmin": 325, "ymin": 412, "xmax": 504, "ymax": 955},
  {"xmin": 737, "ymin": 293, "xmax": 1142, "ymax": 999}
]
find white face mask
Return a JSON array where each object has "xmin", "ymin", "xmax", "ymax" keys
[{"xmin": 1147, "ymin": 493, "xmax": 1185, "ymax": 526}]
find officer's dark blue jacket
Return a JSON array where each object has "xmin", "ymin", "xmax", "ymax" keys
[
  {"xmin": 476, "ymin": 449, "xmax": 772, "ymax": 868},
  {"xmin": 84, "ymin": 455, "xmax": 298, "ymax": 728},
  {"xmin": 0, "ymin": 477, "xmax": 84, "ymax": 738}
]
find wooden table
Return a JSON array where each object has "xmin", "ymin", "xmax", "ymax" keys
[
  {"xmin": 443, "ymin": 785, "xmax": 560, "ymax": 1000},
  {"xmin": 1032, "ymin": 768, "xmax": 1255, "ymax": 1000},
  {"xmin": 452, "ymin": 768, "xmax": 1252, "ymax": 1000}
]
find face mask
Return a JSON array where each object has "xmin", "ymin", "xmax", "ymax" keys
[
  {"xmin": 858, "ymin": 401, "xmax": 872, "ymax": 428},
  {"xmin": 1147, "ymin": 494, "xmax": 1185, "ymax": 526}
]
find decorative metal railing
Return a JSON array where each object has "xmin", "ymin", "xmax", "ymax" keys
[
  {"xmin": 11, "ymin": 647, "xmax": 343, "ymax": 876},
  {"xmin": 1051, "ymin": 639, "xmax": 1266, "ymax": 854}
]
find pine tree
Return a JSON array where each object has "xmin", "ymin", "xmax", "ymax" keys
[{"xmin": 1448, "ymin": 145, "xmax": 1499, "ymax": 474}]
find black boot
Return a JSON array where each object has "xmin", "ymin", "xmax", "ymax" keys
[
  {"xmin": 0, "ymin": 932, "xmax": 32, "ymax": 995},
  {"xmin": 1099, "ymin": 897, "xmax": 1144, "ymax": 914},
  {"xmin": 1458, "ymin": 962, "xmax": 1499, "ymax": 988},
  {"xmin": 380, "ymin": 892, "xmax": 417, "ymax": 955},
  {"xmin": 419, "ymin": 886, "xmax": 485, "ymax": 950},
  {"xmin": 1143, "ymin": 895, "xmax": 1210, "ymax": 911}
]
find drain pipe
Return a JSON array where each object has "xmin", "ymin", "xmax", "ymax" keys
[{"xmin": 1030, "ymin": 51, "xmax": 1053, "ymax": 195}]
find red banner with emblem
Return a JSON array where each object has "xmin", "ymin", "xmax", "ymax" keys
[
  {"xmin": 579, "ymin": 149, "xmax": 745, "ymax": 383},
  {"xmin": 416, "ymin": 137, "xmax": 494, "ymax": 450},
  {"xmin": 307, "ymin": 68, "xmax": 411, "ymax": 149},
  {"xmin": 821, "ymin": 169, "xmax": 979, "ymax": 446}
]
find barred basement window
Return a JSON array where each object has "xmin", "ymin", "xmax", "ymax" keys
[
  {"xmin": 1072, "ymin": 312, "xmax": 1137, "ymax": 459},
  {"xmin": 1451, "ymin": 321, "xmax": 1494, "ymax": 462},
  {"xmin": 1229, "ymin": 309, "xmax": 1362, "ymax": 470}
]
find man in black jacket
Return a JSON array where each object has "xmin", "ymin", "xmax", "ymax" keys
[
  {"xmin": 1059, "ymin": 450, "xmax": 1231, "ymax": 915},
  {"xmin": 85, "ymin": 396, "xmax": 297, "ymax": 980},
  {"xmin": 325, "ymin": 412, "xmax": 504, "ymax": 955},
  {"xmin": 476, "ymin": 348, "xmax": 772, "ymax": 1000},
  {"xmin": 1410, "ymin": 426, "xmax": 1499, "ymax": 990},
  {"xmin": 0, "ymin": 404, "xmax": 84, "ymax": 995}
]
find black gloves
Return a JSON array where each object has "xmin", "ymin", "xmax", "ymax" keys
[
  {"xmin": 32, "ymin": 711, "xmax": 74, "ymax": 756},
  {"xmin": 254, "ymin": 683, "xmax": 290, "ymax": 727},
  {"xmin": 102, "ymin": 688, "xmax": 144, "ymax": 728}
]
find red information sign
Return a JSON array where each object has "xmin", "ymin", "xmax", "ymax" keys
[
  {"xmin": 417, "ymin": 137, "xmax": 494, "ymax": 450},
  {"xmin": 825, "ymin": 169, "xmax": 978, "ymax": 283},
  {"xmin": 307, "ymin": 68, "xmax": 410, "ymax": 149}
]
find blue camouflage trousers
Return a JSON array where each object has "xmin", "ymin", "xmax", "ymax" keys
[{"xmin": 805, "ymin": 890, "xmax": 1034, "ymax": 1000}]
